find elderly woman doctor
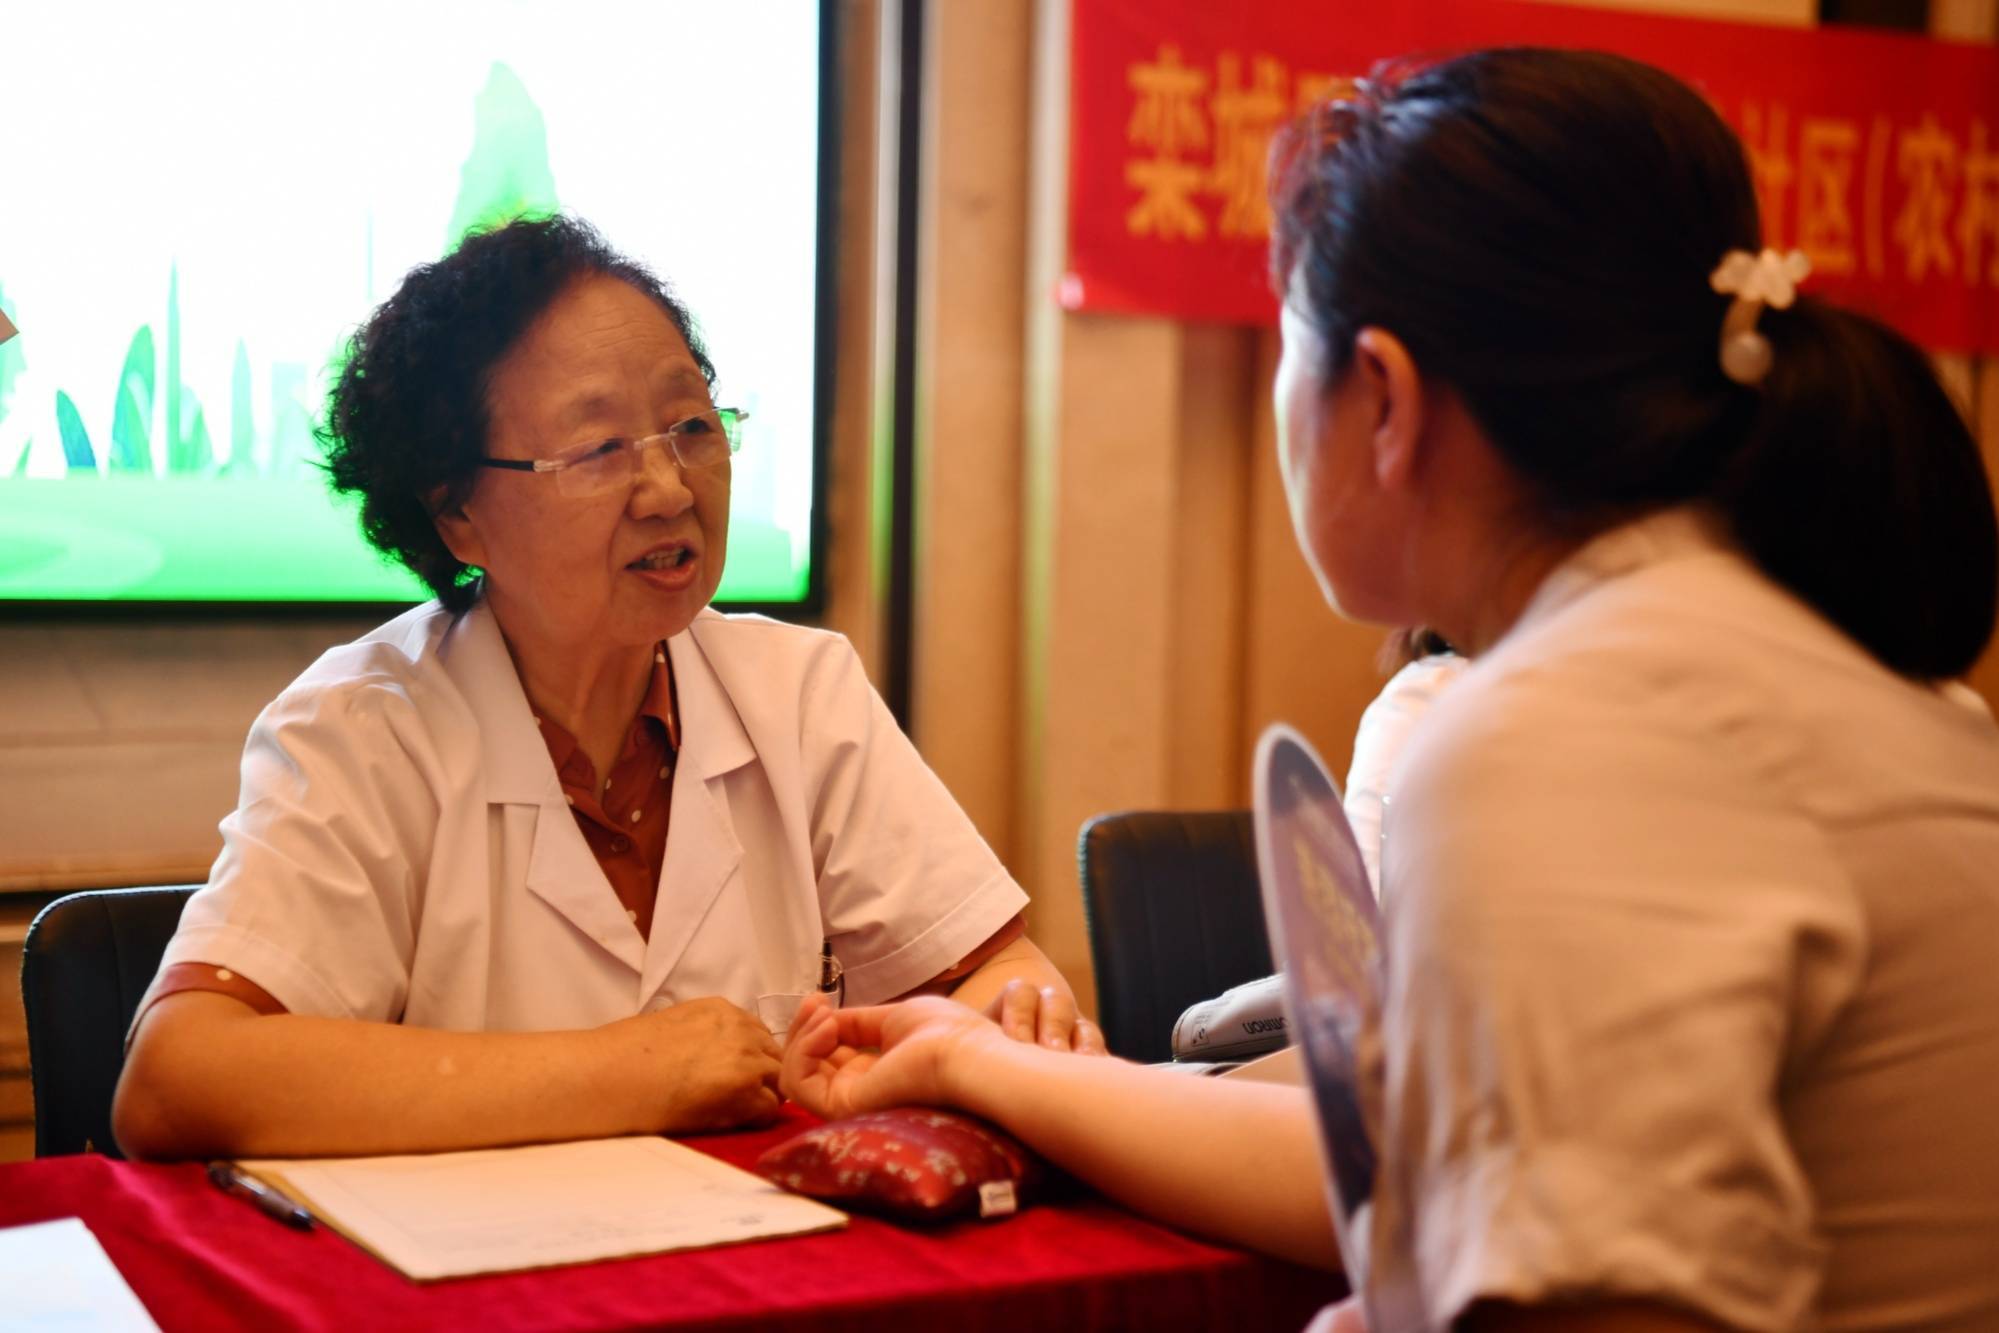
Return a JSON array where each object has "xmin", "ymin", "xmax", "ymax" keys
[{"xmin": 114, "ymin": 217, "xmax": 1093, "ymax": 1162}]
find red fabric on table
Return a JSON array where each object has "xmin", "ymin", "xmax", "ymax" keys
[{"xmin": 0, "ymin": 1105, "xmax": 1344, "ymax": 1333}]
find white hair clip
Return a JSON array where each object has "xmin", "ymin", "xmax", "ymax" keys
[{"xmin": 1709, "ymin": 248, "xmax": 1811, "ymax": 386}]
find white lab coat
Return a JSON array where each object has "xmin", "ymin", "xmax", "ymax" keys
[{"xmin": 149, "ymin": 600, "xmax": 1027, "ymax": 1035}]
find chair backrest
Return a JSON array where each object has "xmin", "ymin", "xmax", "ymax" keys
[
  {"xmin": 1077, "ymin": 811, "xmax": 1274, "ymax": 1064},
  {"xmin": 21, "ymin": 885, "xmax": 199, "ymax": 1157}
]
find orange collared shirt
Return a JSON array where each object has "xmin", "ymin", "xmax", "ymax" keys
[{"xmin": 531, "ymin": 644, "xmax": 680, "ymax": 940}]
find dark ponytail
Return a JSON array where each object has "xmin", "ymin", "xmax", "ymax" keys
[
  {"xmin": 1271, "ymin": 47, "xmax": 1997, "ymax": 680},
  {"xmin": 1719, "ymin": 298, "xmax": 1995, "ymax": 678}
]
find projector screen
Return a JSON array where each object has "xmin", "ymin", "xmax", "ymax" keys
[{"xmin": 0, "ymin": 1, "xmax": 827, "ymax": 607}]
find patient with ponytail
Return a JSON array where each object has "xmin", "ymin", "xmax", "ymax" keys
[{"xmin": 781, "ymin": 48, "xmax": 1999, "ymax": 1333}]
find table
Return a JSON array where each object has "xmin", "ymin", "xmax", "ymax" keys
[{"xmin": 0, "ymin": 1107, "xmax": 1344, "ymax": 1331}]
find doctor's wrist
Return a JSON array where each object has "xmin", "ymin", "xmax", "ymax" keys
[{"xmin": 586, "ymin": 1021, "xmax": 666, "ymax": 1136}]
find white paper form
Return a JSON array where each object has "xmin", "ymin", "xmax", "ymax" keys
[
  {"xmin": 238, "ymin": 1136, "xmax": 846, "ymax": 1282},
  {"xmin": 0, "ymin": 1217, "xmax": 159, "ymax": 1332}
]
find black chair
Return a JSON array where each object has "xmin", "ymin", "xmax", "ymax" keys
[
  {"xmin": 20, "ymin": 885, "xmax": 199, "ymax": 1157},
  {"xmin": 1077, "ymin": 811, "xmax": 1273, "ymax": 1064}
]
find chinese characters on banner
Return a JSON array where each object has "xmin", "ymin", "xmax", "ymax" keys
[
  {"xmin": 1066, "ymin": 0, "xmax": 1999, "ymax": 351},
  {"xmin": 1121, "ymin": 47, "xmax": 1355, "ymax": 245}
]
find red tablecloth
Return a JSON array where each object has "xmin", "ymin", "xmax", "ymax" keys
[{"xmin": 0, "ymin": 1107, "xmax": 1343, "ymax": 1332}]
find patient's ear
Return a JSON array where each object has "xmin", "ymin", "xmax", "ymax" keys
[{"xmin": 1352, "ymin": 327, "xmax": 1425, "ymax": 493}]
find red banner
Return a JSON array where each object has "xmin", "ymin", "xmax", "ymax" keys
[{"xmin": 1066, "ymin": 0, "xmax": 1999, "ymax": 352}]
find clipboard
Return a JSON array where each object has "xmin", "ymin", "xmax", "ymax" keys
[{"xmin": 237, "ymin": 1135, "xmax": 846, "ymax": 1282}]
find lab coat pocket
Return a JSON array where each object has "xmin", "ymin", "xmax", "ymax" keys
[{"xmin": 757, "ymin": 992, "xmax": 811, "ymax": 1040}]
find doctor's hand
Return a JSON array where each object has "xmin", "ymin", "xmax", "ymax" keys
[
  {"xmin": 607, "ymin": 997, "xmax": 783, "ymax": 1133},
  {"xmin": 981, "ymin": 978, "xmax": 1107, "ymax": 1056},
  {"xmin": 780, "ymin": 992, "xmax": 1002, "ymax": 1121}
]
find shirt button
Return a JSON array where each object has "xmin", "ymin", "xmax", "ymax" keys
[
  {"xmin": 629, "ymin": 809, "xmax": 642, "ymax": 824},
  {"xmin": 658, "ymin": 766, "xmax": 670, "ymax": 780},
  {"xmin": 611, "ymin": 836, "xmax": 631, "ymax": 853},
  {"xmin": 627, "ymin": 909, "xmax": 639, "ymax": 922},
  {"xmin": 564, "ymin": 794, "xmax": 575, "ymax": 806}
]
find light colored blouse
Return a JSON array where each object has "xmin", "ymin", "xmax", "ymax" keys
[{"xmin": 1366, "ymin": 509, "xmax": 1999, "ymax": 1331}]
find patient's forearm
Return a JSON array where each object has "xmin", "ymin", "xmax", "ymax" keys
[{"xmin": 944, "ymin": 1037, "xmax": 1340, "ymax": 1270}]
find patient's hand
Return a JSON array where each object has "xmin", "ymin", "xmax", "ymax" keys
[
  {"xmin": 981, "ymin": 978, "xmax": 1108, "ymax": 1056},
  {"xmin": 1305, "ymin": 1298, "xmax": 1367, "ymax": 1333},
  {"xmin": 781, "ymin": 993, "xmax": 999, "ymax": 1120}
]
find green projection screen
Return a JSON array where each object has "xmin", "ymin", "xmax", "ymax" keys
[{"xmin": 0, "ymin": 1, "xmax": 826, "ymax": 608}]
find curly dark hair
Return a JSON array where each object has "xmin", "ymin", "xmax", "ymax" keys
[{"xmin": 318, "ymin": 215, "xmax": 717, "ymax": 611}]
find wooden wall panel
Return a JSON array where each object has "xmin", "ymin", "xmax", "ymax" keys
[
  {"xmin": 1932, "ymin": 0, "xmax": 1999, "ymax": 40},
  {"xmin": 1166, "ymin": 325, "xmax": 1258, "ymax": 808},
  {"xmin": 911, "ymin": 0, "xmax": 1033, "ymax": 867},
  {"xmin": 0, "ymin": 620, "xmax": 372, "ymax": 892},
  {"xmin": 816, "ymin": 0, "xmax": 892, "ymax": 677},
  {"xmin": 1019, "ymin": 313, "xmax": 1186, "ymax": 1000}
]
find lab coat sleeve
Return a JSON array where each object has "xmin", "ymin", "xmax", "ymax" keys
[
  {"xmin": 151, "ymin": 671, "xmax": 442, "ymax": 1023},
  {"xmin": 798, "ymin": 637, "xmax": 1029, "ymax": 1007},
  {"xmin": 1342, "ymin": 653, "xmax": 1471, "ymax": 896}
]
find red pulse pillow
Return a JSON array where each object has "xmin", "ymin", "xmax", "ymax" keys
[{"xmin": 756, "ymin": 1107, "xmax": 1043, "ymax": 1223}]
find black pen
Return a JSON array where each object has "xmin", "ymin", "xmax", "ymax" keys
[
  {"xmin": 818, "ymin": 938, "xmax": 844, "ymax": 1000},
  {"xmin": 207, "ymin": 1162, "xmax": 315, "ymax": 1230}
]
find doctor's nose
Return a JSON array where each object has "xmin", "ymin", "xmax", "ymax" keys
[{"xmin": 628, "ymin": 441, "xmax": 696, "ymax": 518}]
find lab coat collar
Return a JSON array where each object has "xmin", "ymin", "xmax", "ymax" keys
[
  {"xmin": 442, "ymin": 601, "xmax": 558, "ymax": 807},
  {"xmin": 438, "ymin": 602, "xmax": 645, "ymax": 970},
  {"xmin": 440, "ymin": 599, "xmax": 757, "ymax": 984},
  {"xmin": 639, "ymin": 755, "xmax": 744, "ymax": 1002},
  {"xmin": 638, "ymin": 614, "xmax": 755, "ymax": 999},
  {"xmin": 667, "ymin": 612, "xmax": 758, "ymax": 781},
  {"xmin": 447, "ymin": 602, "xmax": 758, "ymax": 798}
]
